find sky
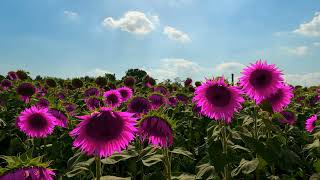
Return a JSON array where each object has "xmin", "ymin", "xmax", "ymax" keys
[{"xmin": 0, "ymin": 0, "xmax": 319, "ymax": 86}]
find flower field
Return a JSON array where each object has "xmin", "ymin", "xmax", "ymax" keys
[{"xmin": 0, "ymin": 61, "xmax": 319, "ymax": 180}]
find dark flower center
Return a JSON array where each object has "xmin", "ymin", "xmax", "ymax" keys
[
  {"xmin": 281, "ymin": 111, "xmax": 294, "ymax": 121},
  {"xmin": 17, "ymin": 83, "xmax": 35, "ymax": 96},
  {"xmin": 267, "ymin": 89, "xmax": 283, "ymax": 104},
  {"xmin": 28, "ymin": 113, "xmax": 48, "ymax": 130},
  {"xmin": 87, "ymin": 98, "xmax": 101, "ymax": 108},
  {"xmin": 150, "ymin": 94, "xmax": 164, "ymax": 106},
  {"xmin": 119, "ymin": 90, "xmax": 129, "ymax": 99},
  {"xmin": 129, "ymin": 97, "xmax": 150, "ymax": 113},
  {"xmin": 1, "ymin": 80, "xmax": 11, "ymax": 87},
  {"xmin": 249, "ymin": 69, "xmax": 273, "ymax": 89},
  {"xmin": 205, "ymin": 85, "xmax": 231, "ymax": 107},
  {"xmin": 107, "ymin": 94, "xmax": 119, "ymax": 105},
  {"xmin": 142, "ymin": 117, "xmax": 170, "ymax": 137},
  {"xmin": 85, "ymin": 111, "xmax": 124, "ymax": 142}
]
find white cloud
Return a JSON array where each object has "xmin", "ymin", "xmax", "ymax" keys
[
  {"xmin": 86, "ymin": 68, "xmax": 111, "ymax": 77},
  {"xmin": 313, "ymin": 42, "xmax": 320, "ymax": 47},
  {"xmin": 215, "ymin": 62, "xmax": 245, "ymax": 73},
  {"xmin": 163, "ymin": 26, "xmax": 191, "ymax": 43},
  {"xmin": 293, "ymin": 12, "xmax": 320, "ymax": 37},
  {"xmin": 285, "ymin": 72, "xmax": 320, "ymax": 86},
  {"xmin": 145, "ymin": 58, "xmax": 203, "ymax": 80},
  {"xmin": 102, "ymin": 11, "xmax": 158, "ymax": 35},
  {"xmin": 284, "ymin": 46, "xmax": 308, "ymax": 56},
  {"xmin": 63, "ymin": 10, "xmax": 79, "ymax": 20}
]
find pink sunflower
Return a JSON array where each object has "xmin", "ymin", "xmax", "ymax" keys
[
  {"xmin": 239, "ymin": 60, "xmax": 284, "ymax": 103},
  {"xmin": 139, "ymin": 115, "xmax": 173, "ymax": 148},
  {"xmin": 17, "ymin": 106, "xmax": 57, "ymax": 138},
  {"xmin": 70, "ymin": 107, "xmax": 137, "ymax": 157},
  {"xmin": 49, "ymin": 109, "xmax": 68, "ymax": 128},
  {"xmin": 262, "ymin": 83, "xmax": 293, "ymax": 112},
  {"xmin": 305, "ymin": 115, "xmax": 318, "ymax": 133},
  {"xmin": 117, "ymin": 87, "xmax": 133, "ymax": 102},
  {"xmin": 193, "ymin": 77, "xmax": 244, "ymax": 123},
  {"xmin": 103, "ymin": 90, "xmax": 123, "ymax": 108},
  {"xmin": 0, "ymin": 167, "xmax": 55, "ymax": 180}
]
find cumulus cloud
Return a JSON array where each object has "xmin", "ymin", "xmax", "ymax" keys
[
  {"xmin": 284, "ymin": 46, "xmax": 308, "ymax": 56},
  {"xmin": 163, "ymin": 26, "xmax": 191, "ymax": 43},
  {"xmin": 145, "ymin": 58, "xmax": 203, "ymax": 81},
  {"xmin": 293, "ymin": 12, "xmax": 320, "ymax": 37},
  {"xmin": 313, "ymin": 42, "xmax": 320, "ymax": 47},
  {"xmin": 86, "ymin": 68, "xmax": 111, "ymax": 77},
  {"xmin": 63, "ymin": 10, "xmax": 79, "ymax": 20},
  {"xmin": 102, "ymin": 11, "xmax": 159, "ymax": 35},
  {"xmin": 215, "ymin": 62, "xmax": 245, "ymax": 73},
  {"xmin": 285, "ymin": 72, "xmax": 320, "ymax": 86}
]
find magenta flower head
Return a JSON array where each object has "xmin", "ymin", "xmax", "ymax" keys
[
  {"xmin": 57, "ymin": 92, "xmax": 66, "ymax": 100},
  {"xmin": 144, "ymin": 75, "xmax": 156, "ymax": 88},
  {"xmin": 184, "ymin": 78, "xmax": 193, "ymax": 86},
  {"xmin": 70, "ymin": 107, "xmax": 137, "ymax": 157},
  {"xmin": 7, "ymin": 71, "xmax": 17, "ymax": 81},
  {"xmin": 45, "ymin": 79, "xmax": 57, "ymax": 88},
  {"xmin": 64, "ymin": 103, "xmax": 76, "ymax": 115},
  {"xmin": 176, "ymin": 93, "xmax": 189, "ymax": 104},
  {"xmin": 95, "ymin": 76, "xmax": 107, "ymax": 87},
  {"xmin": 168, "ymin": 96, "xmax": 178, "ymax": 107},
  {"xmin": 16, "ymin": 106, "xmax": 57, "ymax": 138},
  {"xmin": 107, "ymin": 82, "xmax": 117, "ymax": 90},
  {"xmin": 36, "ymin": 86, "xmax": 47, "ymax": 98},
  {"xmin": 16, "ymin": 83, "xmax": 36, "ymax": 103},
  {"xmin": 149, "ymin": 93, "xmax": 166, "ymax": 109},
  {"xmin": 139, "ymin": 112, "xmax": 174, "ymax": 148},
  {"xmin": 36, "ymin": 98, "xmax": 50, "ymax": 108},
  {"xmin": 154, "ymin": 85, "xmax": 168, "ymax": 95},
  {"xmin": 127, "ymin": 96, "xmax": 151, "ymax": 115},
  {"xmin": 279, "ymin": 111, "xmax": 296, "ymax": 125},
  {"xmin": 71, "ymin": 78, "xmax": 83, "ymax": 89},
  {"xmin": 1, "ymin": 79, "xmax": 12, "ymax": 90},
  {"xmin": 124, "ymin": 76, "xmax": 136, "ymax": 87},
  {"xmin": 16, "ymin": 70, "xmax": 29, "ymax": 80},
  {"xmin": 195, "ymin": 81, "xmax": 202, "ymax": 87},
  {"xmin": 117, "ymin": 87, "xmax": 133, "ymax": 102},
  {"xmin": 84, "ymin": 87, "xmax": 100, "ymax": 98},
  {"xmin": 305, "ymin": 115, "xmax": 318, "ymax": 133},
  {"xmin": 85, "ymin": 97, "xmax": 102, "ymax": 111},
  {"xmin": 262, "ymin": 83, "xmax": 293, "ymax": 112},
  {"xmin": 48, "ymin": 109, "xmax": 68, "ymax": 128},
  {"xmin": 0, "ymin": 167, "xmax": 55, "ymax": 180},
  {"xmin": 103, "ymin": 90, "xmax": 123, "ymax": 108},
  {"xmin": 193, "ymin": 77, "xmax": 244, "ymax": 123},
  {"xmin": 239, "ymin": 60, "xmax": 284, "ymax": 103}
]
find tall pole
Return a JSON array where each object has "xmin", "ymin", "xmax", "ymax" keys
[{"xmin": 231, "ymin": 73, "xmax": 234, "ymax": 85}]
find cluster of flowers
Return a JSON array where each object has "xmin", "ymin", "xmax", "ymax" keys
[
  {"xmin": 0, "ymin": 61, "xmax": 318, "ymax": 179},
  {"xmin": 193, "ymin": 60, "xmax": 318, "ymax": 130}
]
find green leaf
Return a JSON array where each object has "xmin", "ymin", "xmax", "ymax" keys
[
  {"xmin": 196, "ymin": 163, "xmax": 217, "ymax": 180},
  {"xmin": 231, "ymin": 158, "xmax": 259, "ymax": 177},
  {"xmin": 170, "ymin": 147, "xmax": 194, "ymax": 160},
  {"xmin": 314, "ymin": 160, "xmax": 320, "ymax": 172},
  {"xmin": 172, "ymin": 173, "xmax": 196, "ymax": 180},
  {"xmin": 305, "ymin": 139, "xmax": 320, "ymax": 150},
  {"xmin": 101, "ymin": 153, "xmax": 136, "ymax": 165},
  {"xmin": 101, "ymin": 176, "xmax": 131, "ymax": 180},
  {"xmin": 142, "ymin": 154, "xmax": 163, "ymax": 167}
]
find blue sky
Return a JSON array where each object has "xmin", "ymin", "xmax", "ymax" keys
[{"xmin": 0, "ymin": 0, "xmax": 319, "ymax": 86}]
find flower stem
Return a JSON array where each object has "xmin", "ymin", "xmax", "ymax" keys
[
  {"xmin": 221, "ymin": 122, "xmax": 229, "ymax": 180},
  {"xmin": 95, "ymin": 156, "xmax": 101, "ymax": 180},
  {"xmin": 163, "ymin": 148, "xmax": 172, "ymax": 180}
]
